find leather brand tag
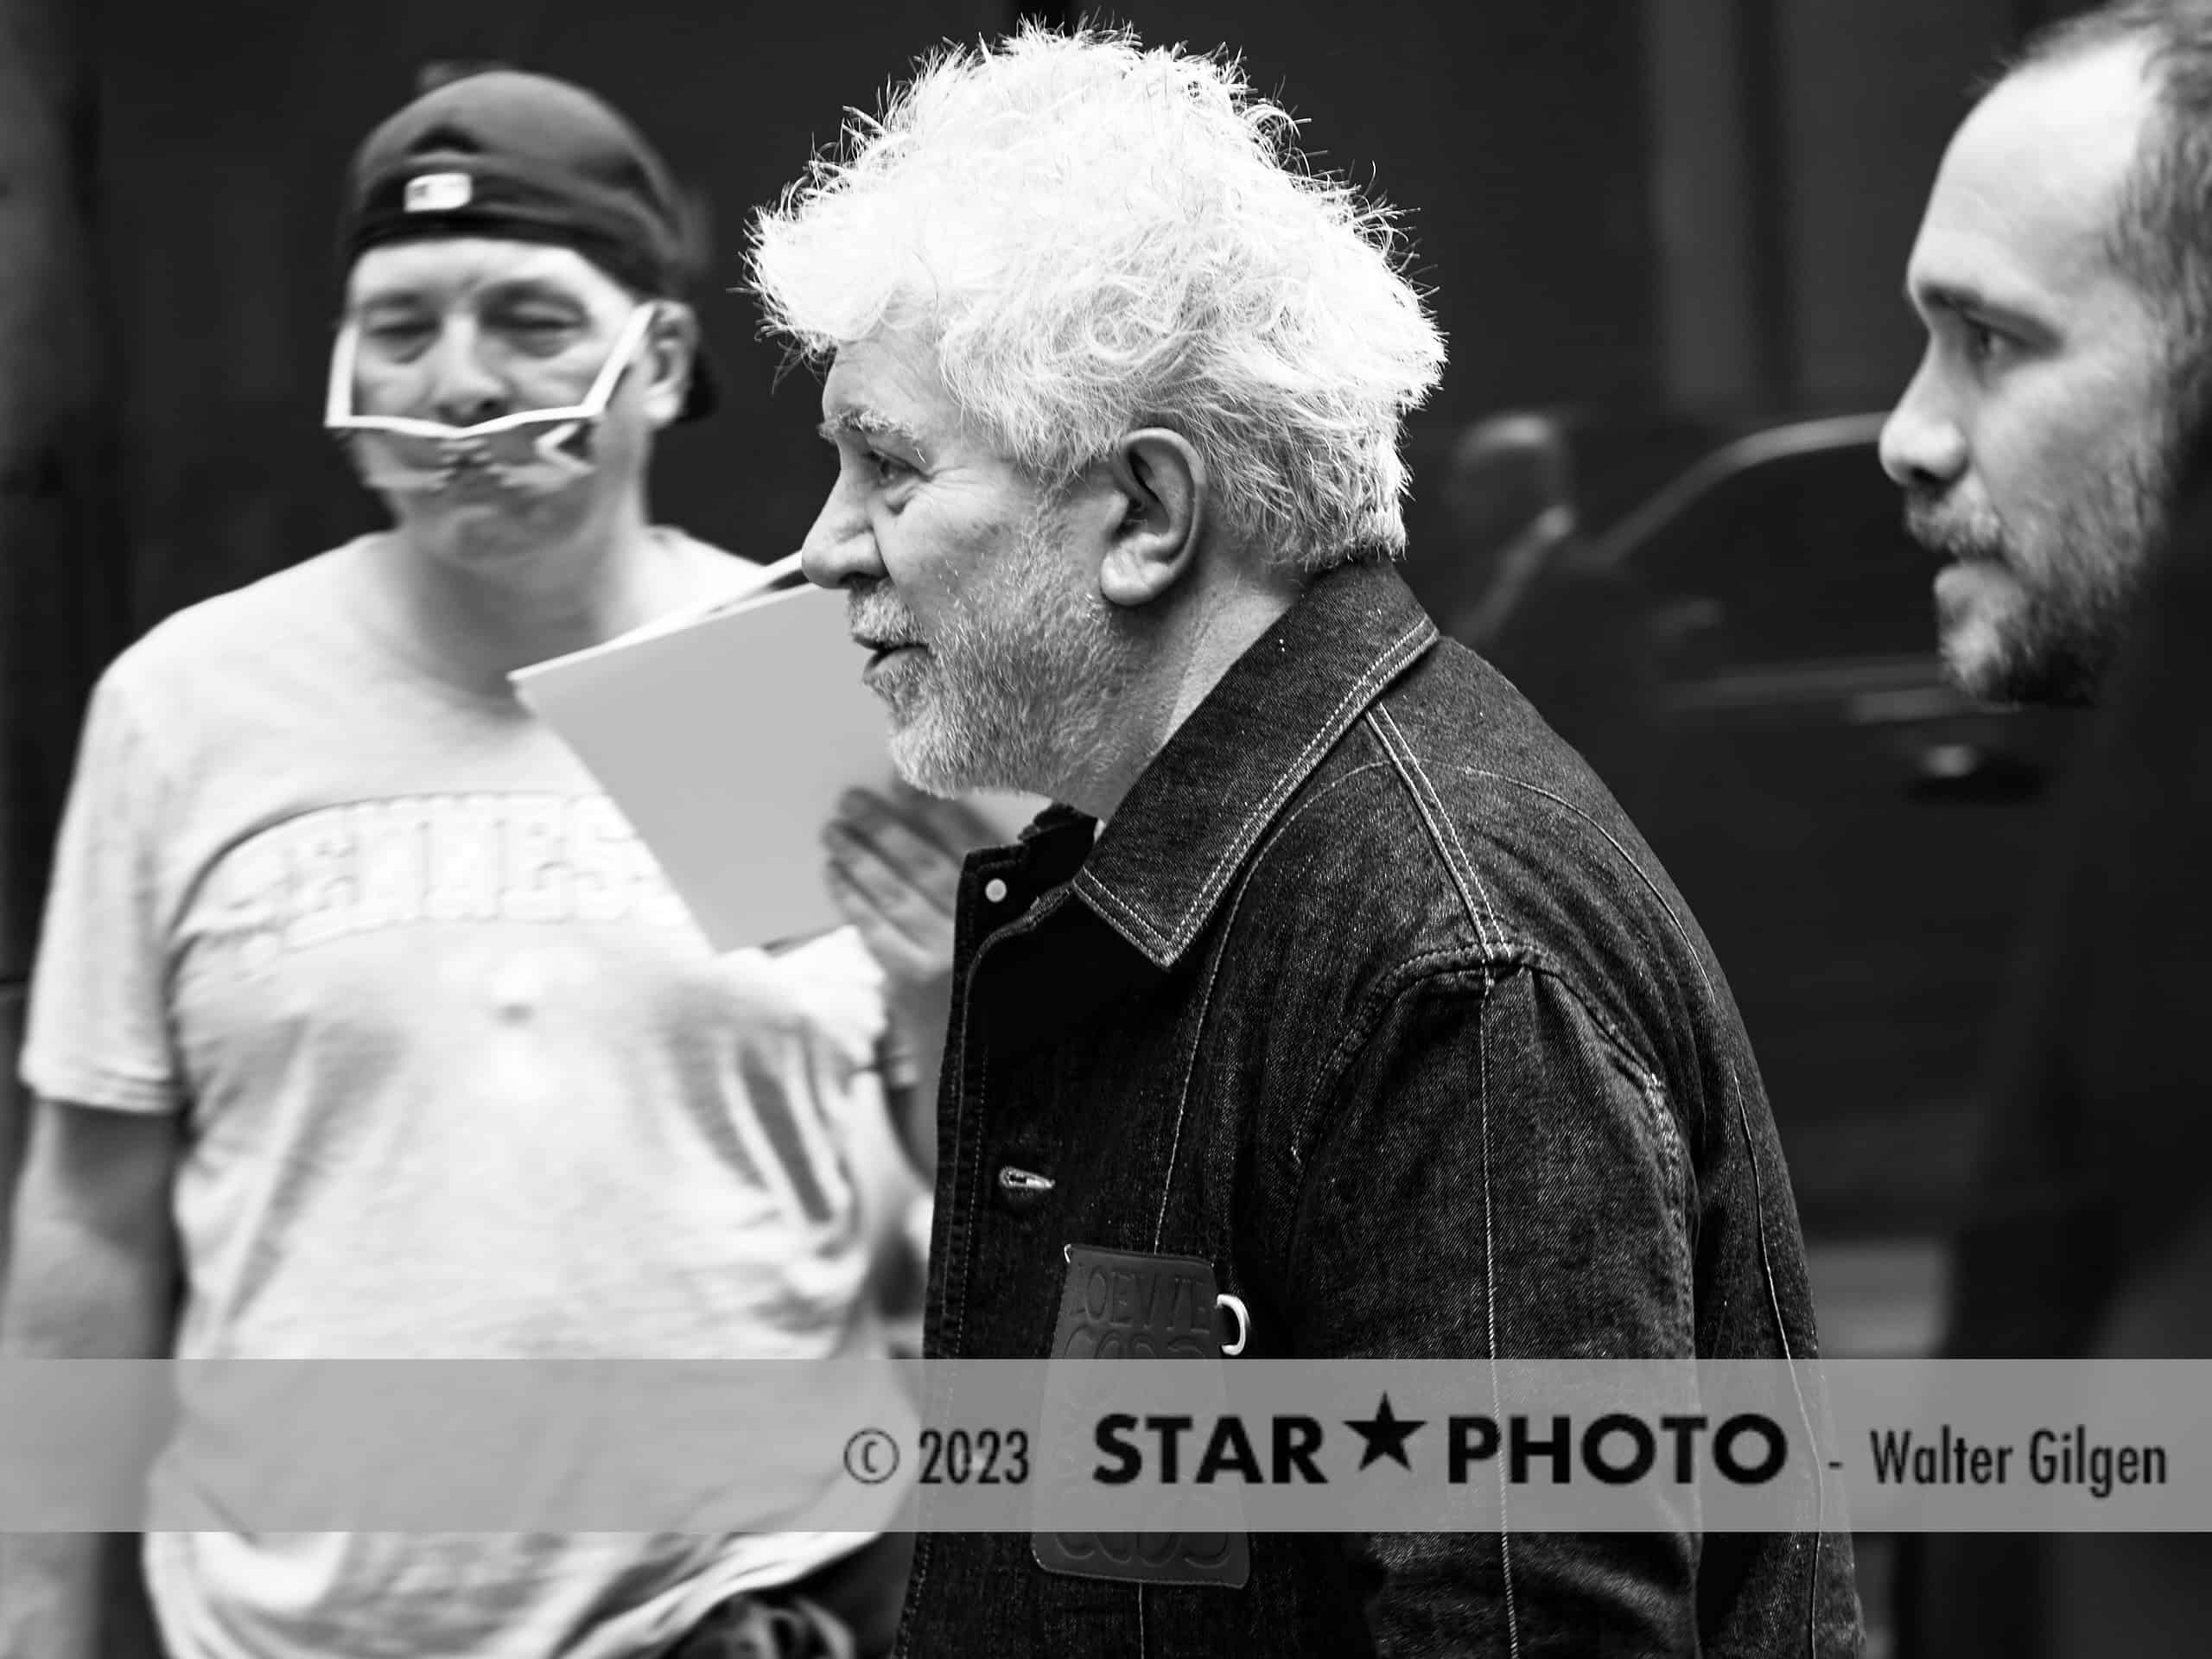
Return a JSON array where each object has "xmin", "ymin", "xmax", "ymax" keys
[{"xmin": 1030, "ymin": 1243, "xmax": 1251, "ymax": 1589}]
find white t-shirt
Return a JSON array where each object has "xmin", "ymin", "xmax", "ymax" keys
[{"xmin": 20, "ymin": 536, "xmax": 904, "ymax": 1658}]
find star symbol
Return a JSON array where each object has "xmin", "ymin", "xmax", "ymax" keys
[{"xmin": 1344, "ymin": 1393, "xmax": 1425, "ymax": 1471}]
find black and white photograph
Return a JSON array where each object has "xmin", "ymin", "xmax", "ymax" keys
[{"xmin": 0, "ymin": 2, "xmax": 2205, "ymax": 1655}]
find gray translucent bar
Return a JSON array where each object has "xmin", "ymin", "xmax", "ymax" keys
[{"xmin": 0, "ymin": 1359, "xmax": 2202, "ymax": 1533}]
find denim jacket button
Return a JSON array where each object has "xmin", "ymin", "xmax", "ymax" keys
[
  {"xmin": 995, "ymin": 1164, "xmax": 1055, "ymax": 1211},
  {"xmin": 984, "ymin": 877, "xmax": 1010, "ymax": 904}
]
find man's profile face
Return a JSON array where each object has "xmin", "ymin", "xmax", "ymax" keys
[
  {"xmin": 1879, "ymin": 41, "xmax": 2177, "ymax": 705},
  {"xmin": 799, "ymin": 327, "xmax": 1134, "ymax": 799},
  {"xmin": 342, "ymin": 238, "xmax": 671, "ymax": 566}
]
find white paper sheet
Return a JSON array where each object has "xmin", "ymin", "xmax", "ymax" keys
[{"xmin": 512, "ymin": 575, "xmax": 1047, "ymax": 953}]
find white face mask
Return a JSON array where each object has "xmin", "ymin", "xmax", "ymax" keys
[{"xmin": 323, "ymin": 300, "xmax": 658, "ymax": 495}]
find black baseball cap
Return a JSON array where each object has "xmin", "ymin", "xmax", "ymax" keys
[{"xmin": 340, "ymin": 68, "xmax": 718, "ymax": 422}]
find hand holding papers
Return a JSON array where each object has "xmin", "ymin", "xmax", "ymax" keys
[{"xmin": 511, "ymin": 554, "xmax": 1046, "ymax": 953}]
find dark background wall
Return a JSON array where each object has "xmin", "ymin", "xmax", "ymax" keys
[
  {"xmin": 86, "ymin": 0, "xmax": 2104, "ymax": 636},
  {"xmin": 91, "ymin": 0, "xmax": 1664, "ymax": 631}
]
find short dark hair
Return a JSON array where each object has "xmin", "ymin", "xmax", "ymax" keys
[{"xmin": 2012, "ymin": 2, "xmax": 2212, "ymax": 428}]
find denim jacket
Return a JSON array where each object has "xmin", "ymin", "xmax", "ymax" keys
[{"xmin": 893, "ymin": 556, "xmax": 1863, "ymax": 1657}]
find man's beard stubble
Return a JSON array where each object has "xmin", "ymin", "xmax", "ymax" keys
[
  {"xmin": 847, "ymin": 508, "xmax": 1135, "ymax": 799},
  {"xmin": 1904, "ymin": 444, "xmax": 2167, "ymax": 708}
]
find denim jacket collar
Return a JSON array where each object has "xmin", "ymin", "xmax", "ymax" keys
[{"xmin": 1071, "ymin": 554, "xmax": 1440, "ymax": 970}]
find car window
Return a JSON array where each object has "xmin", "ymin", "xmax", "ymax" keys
[{"xmin": 1631, "ymin": 443, "xmax": 1934, "ymax": 671}]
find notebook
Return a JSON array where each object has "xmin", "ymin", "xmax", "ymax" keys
[{"xmin": 512, "ymin": 556, "xmax": 1047, "ymax": 952}]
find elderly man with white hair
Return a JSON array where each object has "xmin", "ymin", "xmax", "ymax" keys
[{"xmin": 757, "ymin": 25, "xmax": 1860, "ymax": 1656}]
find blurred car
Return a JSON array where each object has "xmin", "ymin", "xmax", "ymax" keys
[{"xmin": 1581, "ymin": 414, "xmax": 2088, "ymax": 1238}]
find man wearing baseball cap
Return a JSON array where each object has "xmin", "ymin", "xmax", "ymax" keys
[{"xmin": 0, "ymin": 67, "xmax": 968, "ymax": 1659}]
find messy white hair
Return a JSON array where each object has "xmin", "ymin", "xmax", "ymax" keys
[{"xmin": 746, "ymin": 23, "xmax": 1447, "ymax": 570}]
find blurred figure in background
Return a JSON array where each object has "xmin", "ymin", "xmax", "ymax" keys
[
  {"xmin": 1440, "ymin": 410, "xmax": 1577, "ymax": 650},
  {"xmin": 1881, "ymin": 1, "xmax": 2212, "ymax": 1649},
  {"xmin": 1440, "ymin": 410, "xmax": 1657, "ymax": 804},
  {"xmin": 0, "ymin": 67, "xmax": 963, "ymax": 1659}
]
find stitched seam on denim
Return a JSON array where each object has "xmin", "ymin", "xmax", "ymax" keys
[
  {"xmin": 1073, "ymin": 861, "xmax": 1178, "ymax": 962},
  {"xmin": 943, "ymin": 887, "xmax": 1071, "ymax": 1358},
  {"xmin": 1221, "ymin": 759, "xmax": 1464, "ymax": 1148},
  {"xmin": 1484, "ymin": 945, "xmax": 1665, "ymax": 1101},
  {"xmin": 897, "ymin": 915, "xmax": 1006, "ymax": 1653},
  {"xmin": 1459, "ymin": 766, "xmax": 1827, "ymax": 1531},
  {"xmin": 1532, "ymin": 960, "xmax": 1696, "ymax": 1185},
  {"xmin": 934, "ymin": 933, "xmax": 977, "ymax": 1362},
  {"xmin": 1638, "ymin": 1069, "xmax": 1695, "ymax": 1346},
  {"xmin": 1367, "ymin": 702, "xmax": 1506, "ymax": 951},
  {"xmin": 1282, "ymin": 957, "xmax": 1500, "ymax": 1275},
  {"xmin": 948, "ymin": 1033, "xmax": 989, "ymax": 1363},
  {"xmin": 925, "ymin": 968, "xmax": 966, "ymax": 1359},
  {"xmin": 1641, "ymin": 1068, "xmax": 1690, "ymax": 1264},
  {"xmin": 1478, "ymin": 985, "xmax": 1523, "ymax": 1656},
  {"xmin": 1150, "ymin": 865, "xmax": 1255, "ymax": 1254},
  {"xmin": 1106, "ymin": 754, "xmax": 1468, "ymax": 1203},
  {"xmin": 1281, "ymin": 955, "xmax": 1686, "ymax": 1299},
  {"xmin": 1291, "ymin": 946, "xmax": 1503, "ymax": 1175},
  {"xmin": 1199, "ymin": 761, "xmax": 1448, "ymax": 1290},
  {"xmin": 892, "ymin": 1455, "xmax": 936, "ymax": 1652},
  {"xmin": 1462, "ymin": 771, "xmax": 1806, "ymax": 1317},
  {"xmin": 1275, "ymin": 963, "xmax": 1520, "ymax": 1637},
  {"xmin": 891, "ymin": 1535, "xmax": 929, "ymax": 1657},
  {"xmin": 1508, "ymin": 957, "xmax": 1700, "ymax": 1338},
  {"xmin": 1459, "ymin": 767, "xmax": 1700, "ymax": 986},
  {"xmin": 1076, "ymin": 615, "xmax": 1436, "ymax": 963},
  {"xmin": 1469, "ymin": 960, "xmax": 1701, "ymax": 1334},
  {"xmin": 1148, "ymin": 762, "xmax": 1399, "ymax": 1262}
]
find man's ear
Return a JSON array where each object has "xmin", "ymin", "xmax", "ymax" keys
[
  {"xmin": 640, "ymin": 302, "xmax": 700, "ymax": 429},
  {"xmin": 1097, "ymin": 428, "xmax": 1206, "ymax": 609}
]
